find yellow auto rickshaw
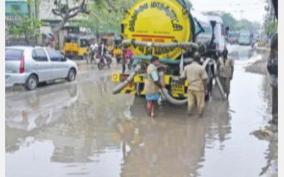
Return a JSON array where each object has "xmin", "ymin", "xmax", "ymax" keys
[{"xmin": 64, "ymin": 35, "xmax": 92, "ymax": 59}]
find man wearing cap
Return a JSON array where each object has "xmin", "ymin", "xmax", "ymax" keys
[
  {"xmin": 218, "ymin": 49, "xmax": 234, "ymax": 99},
  {"xmin": 180, "ymin": 52, "xmax": 208, "ymax": 117}
]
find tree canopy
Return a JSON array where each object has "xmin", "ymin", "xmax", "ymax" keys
[
  {"xmin": 205, "ymin": 11, "xmax": 261, "ymax": 32},
  {"xmin": 51, "ymin": 0, "xmax": 133, "ymax": 34}
]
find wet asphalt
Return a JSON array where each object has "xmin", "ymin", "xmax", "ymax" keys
[{"xmin": 5, "ymin": 45, "xmax": 277, "ymax": 177}]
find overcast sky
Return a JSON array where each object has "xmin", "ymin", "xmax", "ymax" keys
[{"xmin": 190, "ymin": 0, "xmax": 267, "ymax": 24}]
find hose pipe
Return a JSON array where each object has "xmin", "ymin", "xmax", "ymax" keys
[
  {"xmin": 215, "ymin": 77, "xmax": 226, "ymax": 100},
  {"xmin": 202, "ymin": 58, "xmax": 226, "ymax": 100},
  {"xmin": 112, "ymin": 64, "xmax": 141, "ymax": 94},
  {"xmin": 159, "ymin": 88, "xmax": 188, "ymax": 105},
  {"xmin": 158, "ymin": 71, "xmax": 188, "ymax": 105}
]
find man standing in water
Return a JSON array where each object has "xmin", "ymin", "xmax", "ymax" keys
[
  {"xmin": 144, "ymin": 56, "xmax": 163, "ymax": 118},
  {"xmin": 180, "ymin": 52, "xmax": 208, "ymax": 117},
  {"xmin": 218, "ymin": 49, "xmax": 234, "ymax": 99}
]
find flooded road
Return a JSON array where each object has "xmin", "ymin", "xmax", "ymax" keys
[{"xmin": 6, "ymin": 46, "xmax": 277, "ymax": 177}]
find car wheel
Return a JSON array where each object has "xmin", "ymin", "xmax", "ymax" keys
[
  {"xmin": 25, "ymin": 74, "xmax": 38, "ymax": 90},
  {"xmin": 67, "ymin": 69, "xmax": 76, "ymax": 82}
]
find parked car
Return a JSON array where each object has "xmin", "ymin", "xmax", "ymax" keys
[{"xmin": 5, "ymin": 46, "xmax": 78, "ymax": 90}]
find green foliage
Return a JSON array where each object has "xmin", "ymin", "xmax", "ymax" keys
[
  {"xmin": 9, "ymin": 16, "xmax": 42, "ymax": 42},
  {"xmin": 264, "ymin": 19, "xmax": 277, "ymax": 36},
  {"xmin": 235, "ymin": 19, "xmax": 260, "ymax": 31},
  {"xmin": 8, "ymin": 0, "xmax": 41, "ymax": 44},
  {"xmin": 75, "ymin": 0, "xmax": 133, "ymax": 34},
  {"xmin": 263, "ymin": 0, "xmax": 277, "ymax": 36},
  {"xmin": 220, "ymin": 13, "xmax": 237, "ymax": 30},
  {"xmin": 205, "ymin": 11, "xmax": 260, "ymax": 32}
]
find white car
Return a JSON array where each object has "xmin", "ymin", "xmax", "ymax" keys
[{"xmin": 5, "ymin": 46, "xmax": 78, "ymax": 90}]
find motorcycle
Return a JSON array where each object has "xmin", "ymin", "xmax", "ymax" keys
[{"xmin": 97, "ymin": 53, "xmax": 112, "ymax": 70}]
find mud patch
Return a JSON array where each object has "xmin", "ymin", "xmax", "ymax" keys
[{"xmin": 251, "ymin": 126, "xmax": 277, "ymax": 141}]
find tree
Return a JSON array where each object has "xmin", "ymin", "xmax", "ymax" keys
[
  {"xmin": 220, "ymin": 13, "xmax": 237, "ymax": 30},
  {"xmin": 51, "ymin": 0, "xmax": 90, "ymax": 33},
  {"xmin": 263, "ymin": 0, "xmax": 277, "ymax": 36},
  {"xmin": 264, "ymin": 19, "xmax": 277, "ymax": 36},
  {"xmin": 235, "ymin": 19, "xmax": 260, "ymax": 31},
  {"xmin": 6, "ymin": 0, "xmax": 42, "ymax": 45},
  {"xmin": 51, "ymin": 0, "xmax": 126, "ymax": 33},
  {"xmin": 75, "ymin": 0, "xmax": 133, "ymax": 35},
  {"xmin": 9, "ymin": 14, "xmax": 42, "ymax": 45},
  {"xmin": 205, "ymin": 11, "xmax": 260, "ymax": 32}
]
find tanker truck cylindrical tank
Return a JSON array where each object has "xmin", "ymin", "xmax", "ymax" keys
[{"xmin": 121, "ymin": 0, "xmax": 193, "ymax": 59}]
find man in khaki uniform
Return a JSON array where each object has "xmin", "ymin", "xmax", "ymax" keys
[
  {"xmin": 180, "ymin": 53, "xmax": 208, "ymax": 116},
  {"xmin": 218, "ymin": 49, "xmax": 234, "ymax": 99}
]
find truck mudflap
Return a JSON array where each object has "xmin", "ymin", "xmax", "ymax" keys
[{"xmin": 112, "ymin": 72, "xmax": 189, "ymax": 97}]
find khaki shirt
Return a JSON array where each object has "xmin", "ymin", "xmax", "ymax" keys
[
  {"xmin": 144, "ymin": 64, "xmax": 160, "ymax": 94},
  {"xmin": 181, "ymin": 61, "xmax": 208, "ymax": 91},
  {"xmin": 219, "ymin": 58, "xmax": 234, "ymax": 78}
]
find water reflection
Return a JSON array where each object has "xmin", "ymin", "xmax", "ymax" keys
[
  {"xmin": 117, "ymin": 118, "xmax": 206, "ymax": 177},
  {"xmin": 6, "ymin": 74, "xmax": 232, "ymax": 177},
  {"xmin": 6, "ymin": 56, "xmax": 275, "ymax": 177},
  {"xmin": 36, "ymin": 79, "xmax": 124, "ymax": 163},
  {"xmin": 115, "ymin": 92, "xmax": 232, "ymax": 177},
  {"xmin": 6, "ymin": 83, "xmax": 79, "ymax": 131},
  {"xmin": 228, "ymin": 44, "xmax": 255, "ymax": 60},
  {"xmin": 258, "ymin": 74, "xmax": 278, "ymax": 177},
  {"xmin": 6, "ymin": 83, "xmax": 79, "ymax": 153},
  {"xmin": 259, "ymin": 134, "xmax": 278, "ymax": 177}
]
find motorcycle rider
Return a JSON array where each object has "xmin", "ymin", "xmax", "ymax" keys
[
  {"xmin": 97, "ymin": 41, "xmax": 109, "ymax": 66},
  {"xmin": 89, "ymin": 41, "xmax": 98, "ymax": 64}
]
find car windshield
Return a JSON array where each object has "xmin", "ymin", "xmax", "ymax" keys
[
  {"xmin": 200, "ymin": 22, "xmax": 212, "ymax": 35},
  {"xmin": 5, "ymin": 48, "xmax": 23, "ymax": 61}
]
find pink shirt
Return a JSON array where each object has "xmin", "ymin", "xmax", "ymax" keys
[{"xmin": 125, "ymin": 49, "xmax": 133, "ymax": 58}]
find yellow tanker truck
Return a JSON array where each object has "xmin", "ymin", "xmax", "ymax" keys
[{"xmin": 112, "ymin": 0, "xmax": 226, "ymax": 104}]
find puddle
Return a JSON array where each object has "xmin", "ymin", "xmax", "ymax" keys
[{"xmin": 6, "ymin": 48, "xmax": 277, "ymax": 177}]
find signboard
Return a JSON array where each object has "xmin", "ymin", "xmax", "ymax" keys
[{"xmin": 5, "ymin": 1, "xmax": 28, "ymax": 16}]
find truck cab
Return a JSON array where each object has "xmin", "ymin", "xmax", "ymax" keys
[
  {"xmin": 192, "ymin": 13, "xmax": 227, "ymax": 59},
  {"xmin": 206, "ymin": 15, "xmax": 227, "ymax": 58},
  {"xmin": 191, "ymin": 11, "xmax": 212, "ymax": 45}
]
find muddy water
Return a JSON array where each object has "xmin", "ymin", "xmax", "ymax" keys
[
  {"xmin": 6, "ymin": 49, "xmax": 276, "ymax": 177},
  {"xmin": 227, "ymin": 44, "xmax": 256, "ymax": 60}
]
